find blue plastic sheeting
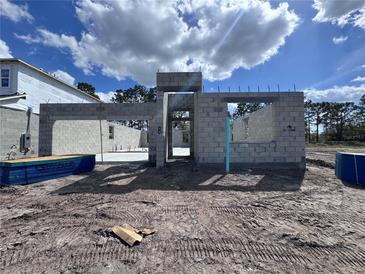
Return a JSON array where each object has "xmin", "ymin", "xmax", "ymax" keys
[
  {"xmin": 0, "ymin": 155, "xmax": 95, "ymax": 185},
  {"xmin": 335, "ymin": 152, "xmax": 365, "ymax": 187}
]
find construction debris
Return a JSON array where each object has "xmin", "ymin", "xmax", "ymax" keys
[{"xmin": 111, "ymin": 224, "xmax": 156, "ymax": 246}]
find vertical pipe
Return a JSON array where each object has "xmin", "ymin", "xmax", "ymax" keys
[
  {"xmin": 225, "ymin": 116, "xmax": 230, "ymax": 173},
  {"xmin": 99, "ymin": 119, "xmax": 104, "ymax": 163}
]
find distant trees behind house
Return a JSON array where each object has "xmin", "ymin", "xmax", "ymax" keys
[
  {"xmin": 111, "ymin": 85, "xmax": 156, "ymax": 130},
  {"xmin": 232, "ymin": 102, "xmax": 266, "ymax": 119},
  {"xmin": 112, "ymin": 85, "xmax": 156, "ymax": 104},
  {"xmin": 305, "ymin": 94, "xmax": 365, "ymax": 143},
  {"xmin": 77, "ymin": 82, "xmax": 100, "ymax": 100}
]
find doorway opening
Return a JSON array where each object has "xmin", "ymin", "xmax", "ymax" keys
[
  {"xmin": 168, "ymin": 110, "xmax": 192, "ymax": 158},
  {"xmin": 172, "ymin": 120, "xmax": 191, "ymax": 157}
]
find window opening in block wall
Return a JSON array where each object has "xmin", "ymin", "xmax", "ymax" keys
[{"xmin": 228, "ymin": 101, "xmax": 273, "ymax": 143}]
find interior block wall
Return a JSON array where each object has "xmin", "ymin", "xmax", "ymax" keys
[{"xmin": 232, "ymin": 104, "xmax": 274, "ymax": 142}]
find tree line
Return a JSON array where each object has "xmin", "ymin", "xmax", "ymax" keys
[
  {"xmin": 305, "ymin": 95, "xmax": 365, "ymax": 143},
  {"xmin": 76, "ymin": 82, "xmax": 156, "ymax": 130}
]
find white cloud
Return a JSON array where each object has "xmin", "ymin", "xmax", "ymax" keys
[
  {"xmin": 351, "ymin": 76, "xmax": 365, "ymax": 82},
  {"xmin": 304, "ymin": 84, "xmax": 365, "ymax": 102},
  {"xmin": 0, "ymin": 39, "xmax": 12, "ymax": 58},
  {"xmin": 332, "ymin": 36, "xmax": 348, "ymax": 44},
  {"xmin": 51, "ymin": 70, "xmax": 76, "ymax": 86},
  {"xmin": 313, "ymin": 0, "xmax": 365, "ymax": 30},
  {"xmin": 14, "ymin": 33, "xmax": 41, "ymax": 44},
  {"xmin": 0, "ymin": 0, "xmax": 33, "ymax": 22},
  {"xmin": 96, "ymin": 91, "xmax": 115, "ymax": 103},
  {"xmin": 15, "ymin": 0, "xmax": 299, "ymax": 85},
  {"xmin": 362, "ymin": 64, "xmax": 365, "ymax": 69}
]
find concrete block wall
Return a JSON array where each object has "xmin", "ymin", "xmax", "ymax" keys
[
  {"xmin": 37, "ymin": 86, "xmax": 305, "ymax": 168},
  {"xmin": 196, "ymin": 94, "xmax": 227, "ymax": 163},
  {"xmin": 196, "ymin": 92, "xmax": 305, "ymax": 167},
  {"xmin": 168, "ymin": 94, "xmax": 194, "ymax": 111},
  {"xmin": 271, "ymin": 93, "xmax": 305, "ymax": 165},
  {"xmin": 157, "ymin": 72, "xmax": 202, "ymax": 92},
  {"xmin": 147, "ymin": 118, "xmax": 157, "ymax": 164},
  {"xmin": 153, "ymin": 91, "xmax": 169, "ymax": 167},
  {"xmin": 51, "ymin": 120, "xmax": 143, "ymax": 155},
  {"xmin": 0, "ymin": 107, "xmax": 39, "ymax": 160},
  {"xmin": 38, "ymin": 103, "xmax": 157, "ymax": 164},
  {"xmin": 230, "ymin": 142, "xmax": 277, "ymax": 163}
]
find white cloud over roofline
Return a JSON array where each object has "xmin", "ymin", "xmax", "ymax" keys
[
  {"xmin": 15, "ymin": 0, "xmax": 299, "ymax": 85},
  {"xmin": 304, "ymin": 84, "xmax": 365, "ymax": 102},
  {"xmin": 0, "ymin": 39, "xmax": 12, "ymax": 58}
]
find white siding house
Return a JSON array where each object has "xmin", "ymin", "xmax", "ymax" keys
[
  {"xmin": 0, "ymin": 58, "xmax": 100, "ymax": 114},
  {"xmin": 0, "ymin": 58, "xmax": 100, "ymax": 160}
]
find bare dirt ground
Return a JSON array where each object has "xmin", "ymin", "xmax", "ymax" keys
[
  {"xmin": 306, "ymin": 145, "xmax": 365, "ymax": 168},
  {"xmin": 1, "ymin": 149, "xmax": 364, "ymax": 273}
]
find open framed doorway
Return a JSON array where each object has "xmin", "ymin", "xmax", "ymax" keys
[{"xmin": 168, "ymin": 110, "xmax": 193, "ymax": 159}]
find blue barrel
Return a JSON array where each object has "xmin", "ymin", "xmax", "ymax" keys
[
  {"xmin": 0, "ymin": 154, "xmax": 95, "ymax": 185},
  {"xmin": 335, "ymin": 152, "xmax": 365, "ymax": 187}
]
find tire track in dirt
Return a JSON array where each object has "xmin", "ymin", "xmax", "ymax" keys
[
  {"xmin": 300, "ymin": 212, "xmax": 365, "ymax": 229},
  {"xmin": 69, "ymin": 241, "xmax": 140, "ymax": 265},
  {"xmin": 210, "ymin": 205, "xmax": 258, "ymax": 215},
  {"xmin": 162, "ymin": 205, "xmax": 198, "ymax": 215},
  {"xmin": 209, "ymin": 206, "xmax": 365, "ymax": 233},
  {"xmin": 303, "ymin": 246, "xmax": 365, "ymax": 267},
  {"xmin": 172, "ymin": 238, "xmax": 311, "ymax": 264},
  {"xmin": 2, "ymin": 238, "xmax": 364, "ymax": 270},
  {"xmin": 170, "ymin": 238, "xmax": 365, "ymax": 267},
  {"xmin": 0, "ymin": 246, "xmax": 49, "ymax": 269}
]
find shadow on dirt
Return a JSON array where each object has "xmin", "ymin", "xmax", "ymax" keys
[{"xmin": 53, "ymin": 161, "xmax": 305, "ymax": 195}]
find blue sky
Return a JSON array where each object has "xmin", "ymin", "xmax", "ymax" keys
[{"xmin": 1, "ymin": 0, "xmax": 365, "ymax": 102}]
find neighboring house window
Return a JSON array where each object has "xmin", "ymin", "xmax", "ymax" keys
[
  {"xmin": 109, "ymin": 126, "xmax": 114, "ymax": 139},
  {"xmin": 1, "ymin": 69, "xmax": 10, "ymax": 88}
]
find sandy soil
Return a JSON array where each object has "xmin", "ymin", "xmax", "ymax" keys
[
  {"xmin": 306, "ymin": 146, "xmax": 365, "ymax": 168},
  {"xmin": 1, "ymin": 153, "xmax": 364, "ymax": 273}
]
